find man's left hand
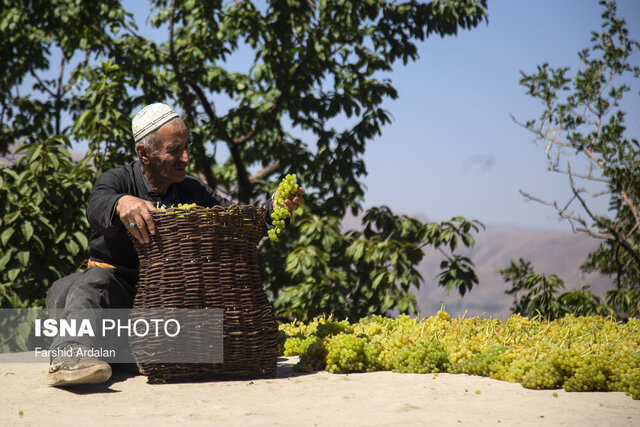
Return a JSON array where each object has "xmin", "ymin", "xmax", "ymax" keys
[{"xmin": 275, "ymin": 187, "xmax": 305, "ymax": 217}]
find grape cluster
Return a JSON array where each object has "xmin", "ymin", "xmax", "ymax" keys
[
  {"xmin": 278, "ymin": 312, "xmax": 640, "ymax": 400},
  {"xmin": 269, "ymin": 174, "xmax": 300, "ymax": 242},
  {"xmin": 283, "ymin": 335, "xmax": 318, "ymax": 357},
  {"xmin": 156, "ymin": 202, "xmax": 197, "ymax": 210},
  {"xmin": 393, "ymin": 339, "xmax": 449, "ymax": 374},
  {"xmin": 177, "ymin": 203, "xmax": 197, "ymax": 209},
  {"xmin": 295, "ymin": 339, "xmax": 329, "ymax": 373},
  {"xmin": 325, "ymin": 333, "xmax": 368, "ymax": 373},
  {"xmin": 449, "ymin": 345, "xmax": 507, "ymax": 377}
]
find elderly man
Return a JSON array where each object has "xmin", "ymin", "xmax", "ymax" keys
[{"xmin": 46, "ymin": 103, "xmax": 304, "ymax": 387}]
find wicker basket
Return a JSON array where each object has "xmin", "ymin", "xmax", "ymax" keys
[{"xmin": 129, "ymin": 204, "xmax": 278, "ymax": 383}]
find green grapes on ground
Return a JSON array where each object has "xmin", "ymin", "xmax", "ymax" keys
[{"xmin": 278, "ymin": 312, "xmax": 640, "ymax": 400}]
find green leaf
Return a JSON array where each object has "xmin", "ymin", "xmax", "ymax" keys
[
  {"xmin": 17, "ymin": 251, "xmax": 30, "ymax": 267},
  {"xmin": 5, "ymin": 210, "xmax": 21, "ymax": 224},
  {"xmin": 7, "ymin": 268, "xmax": 20, "ymax": 282},
  {"xmin": 1, "ymin": 228, "xmax": 14, "ymax": 246},
  {"xmin": 55, "ymin": 231, "xmax": 67, "ymax": 245},
  {"xmin": 47, "ymin": 152, "xmax": 60, "ymax": 169},
  {"xmin": 0, "ymin": 250, "xmax": 12, "ymax": 269},
  {"xmin": 73, "ymin": 231, "xmax": 88, "ymax": 249},
  {"xmin": 21, "ymin": 222, "xmax": 34, "ymax": 242},
  {"xmin": 66, "ymin": 240, "xmax": 79, "ymax": 256},
  {"xmin": 371, "ymin": 271, "xmax": 386, "ymax": 289},
  {"xmin": 29, "ymin": 144, "xmax": 43, "ymax": 162}
]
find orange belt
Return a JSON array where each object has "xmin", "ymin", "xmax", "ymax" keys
[{"xmin": 88, "ymin": 259, "xmax": 117, "ymax": 269}]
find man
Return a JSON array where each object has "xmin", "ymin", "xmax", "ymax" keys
[{"xmin": 46, "ymin": 103, "xmax": 304, "ymax": 387}]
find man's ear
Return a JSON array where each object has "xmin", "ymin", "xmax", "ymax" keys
[{"xmin": 136, "ymin": 143, "xmax": 148, "ymax": 164}]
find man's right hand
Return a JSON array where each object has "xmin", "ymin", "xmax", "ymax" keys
[{"xmin": 116, "ymin": 195, "xmax": 157, "ymax": 244}]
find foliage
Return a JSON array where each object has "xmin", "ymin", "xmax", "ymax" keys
[
  {"xmin": 264, "ymin": 206, "xmax": 483, "ymax": 321},
  {"xmin": 498, "ymin": 258, "xmax": 609, "ymax": 321},
  {"xmin": 0, "ymin": 0, "xmax": 488, "ymax": 315},
  {"xmin": 278, "ymin": 312, "xmax": 640, "ymax": 400},
  {"xmin": 0, "ymin": 137, "xmax": 93, "ymax": 307},
  {"xmin": 516, "ymin": 1, "xmax": 640, "ymax": 319}
]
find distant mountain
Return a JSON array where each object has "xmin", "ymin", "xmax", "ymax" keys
[
  {"xmin": 342, "ymin": 213, "xmax": 613, "ymax": 319},
  {"xmin": 415, "ymin": 225, "xmax": 612, "ymax": 319}
]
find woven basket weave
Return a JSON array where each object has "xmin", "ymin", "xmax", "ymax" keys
[{"xmin": 129, "ymin": 204, "xmax": 278, "ymax": 383}]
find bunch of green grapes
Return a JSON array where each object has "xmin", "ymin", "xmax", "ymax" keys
[
  {"xmin": 156, "ymin": 202, "xmax": 197, "ymax": 210},
  {"xmin": 362, "ymin": 340, "xmax": 384, "ymax": 372},
  {"xmin": 268, "ymin": 174, "xmax": 300, "ymax": 242},
  {"xmin": 449, "ymin": 344, "xmax": 508, "ymax": 377},
  {"xmin": 521, "ymin": 360, "xmax": 564, "ymax": 390},
  {"xmin": 375, "ymin": 334, "xmax": 413, "ymax": 371},
  {"xmin": 278, "ymin": 318, "xmax": 310, "ymax": 339},
  {"xmin": 608, "ymin": 349, "xmax": 640, "ymax": 399},
  {"xmin": 176, "ymin": 203, "xmax": 197, "ymax": 209},
  {"xmin": 278, "ymin": 317, "xmax": 352, "ymax": 351},
  {"xmin": 392, "ymin": 339, "xmax": 449, "ymax": 374},
  {"xmin": 283, "ymin": 335, "xmax": 318, "ymax": 357},
  {"xmin": 325, "ymin": 333, "xmax": 368, "ymax": 373},
  {"xmin": 295, "ymin": 339, "xmax": 328, "ymax": 373},
  {"xmin": 563, "ymin": 363, "xmax": 610, "ymax": 392}
]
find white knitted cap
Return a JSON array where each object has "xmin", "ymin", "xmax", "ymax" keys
[{"xmin": 132, "ymin": 103, "xmax": 180, "ymax": 143}]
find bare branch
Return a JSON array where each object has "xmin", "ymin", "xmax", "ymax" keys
[
  {"xmin": 620, "ymin": 189, "xmax": 640, "ymax": 234},
  {"xmin": 233, "ymin": 127, "xmax": 256, "ymax": 144},
  {"xmin": 583, "ymin": 146, "xmax": 605, "ymax": 168},
  {"xmin": 249, "ymin": 160, "xmax": 281, "ymax": 183},
  {"xmin": 28, "ymin": 70, "xmax": 56, "ymax": 98},
  {"xmin": 567, "ymin": 166, "xmax": 601, "ymax": 226},
  {"xmin": 290, "ymin": 13, "xmax": 299, "ymax": 40},
  {"xmin": 169, "ymin": 0, "xmax": 218, "ymax": 190},
  {"xmin": 188, "ymin": 81, "xmax": 217, "ymax": 121},
  {"xmin": 548, "ymin": 165, "xmax": 609, "ymax": 183},
  {"xmin": 519, "ymin": 189, "xmax": 608, "ymax": 239},
  {"xmin": 519, "ymin": 190, "xmax": 558, "ymax": 209},
  {"xmin": 577, "ymin": 187, "xmax": 611, "ymax": 198},
  {"xmin": 55, "ymin": 54, "xmax": 66, "ymax": 135},
  {"xmin": 511, "ymin": 114, "xmax": 573, "ymax": 148},
  {"xmin": 169, "ymin": 0, "xmax": 190, "ymax": 113},
  {"xmin": 568, "ymin": 165, "xmax": 640, "ymax": 264}
]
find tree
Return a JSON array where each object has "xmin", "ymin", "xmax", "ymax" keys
[
  {"xmin": 515, "ymin": 1, "xmax": 640, "ymax": 319},
  {"xmin": 498, "ymin": 258, "xmax": 609, "ymax": 320},
  {"xmin": 0, "ymin": 137, "xmax": 94, "ymax": 307},
  {"xmin": 0, "ymin": 0, "xmax": 488, "ymax": 317}
]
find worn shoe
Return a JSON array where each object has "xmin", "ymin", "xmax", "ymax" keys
[{"xmin": 48, "ymin": 343, "xmax": 112, "ymax": 387}]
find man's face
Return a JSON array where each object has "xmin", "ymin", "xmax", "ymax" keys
[{"xmin": 145, "ymin": 121, "xmax": 189, "ymax": 187}]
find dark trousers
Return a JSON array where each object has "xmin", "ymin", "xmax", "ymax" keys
[{"xmin": 45, "ymin": 267, "xmax": 137, "ymax": 352}]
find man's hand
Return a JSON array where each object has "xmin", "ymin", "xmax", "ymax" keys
[
  {"xmin": 116, "ymin": 195, "xmax": 157, "ymax": 244},
  {"xmin": 274, "ymin": 187, "xmax": 305, "ymax": 217}
]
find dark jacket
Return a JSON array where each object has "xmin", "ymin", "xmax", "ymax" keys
[{"xmin": 86, "ymin": 160, "xmax": 249, "ymax": 270}]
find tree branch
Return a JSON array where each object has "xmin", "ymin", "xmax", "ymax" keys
[
  {"xmin": 249, "ymin": 160, "xmax": 281, "ymax": 182},
  {"xmin": 28, "ymin": 70, "xmax": 55, "ymax": 98},
  {"xmin": 169, "ymin": 0, "xmax": 217, "ymax": 189},
  {"xmin": 568, "ymin": 166, "xmax": 640, "ymax": 266},
  {"xmin": 548, "ymin": 165, "xmax": 609, "ymax": 183},
  {"xmin": 55, "ymin": 54, "xmax": 66, "ymax": 135},
  {"xmin": 233, "ymin": 127, "xmax": 256, "ymax": 144},
  {"xmin": 519, "ymin": 189, "xmax": 608, "ymax": 239},
  {"xmin": 620, "ymin": 189, "xmax": 640, "ymax": 234},
  {"xmin": 169, "ymin": 0, "xmax": 191, "ymax": 119},
  {"xmin": 188, "ymin": 81, "xmax": 217, "ymax": 121}
]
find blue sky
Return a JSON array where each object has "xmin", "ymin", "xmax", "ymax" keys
[
  {"xmin": 361, "ymin": 0, "xmax": 640, "ymax": 231},
  {"xmin": 119, "ymin": 1, "xmax": 640, "ymax": 231}
]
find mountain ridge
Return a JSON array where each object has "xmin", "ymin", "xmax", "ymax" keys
[{"xmin": 342, "ymin": 213, "xmax": 613, "ymax": 319}]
